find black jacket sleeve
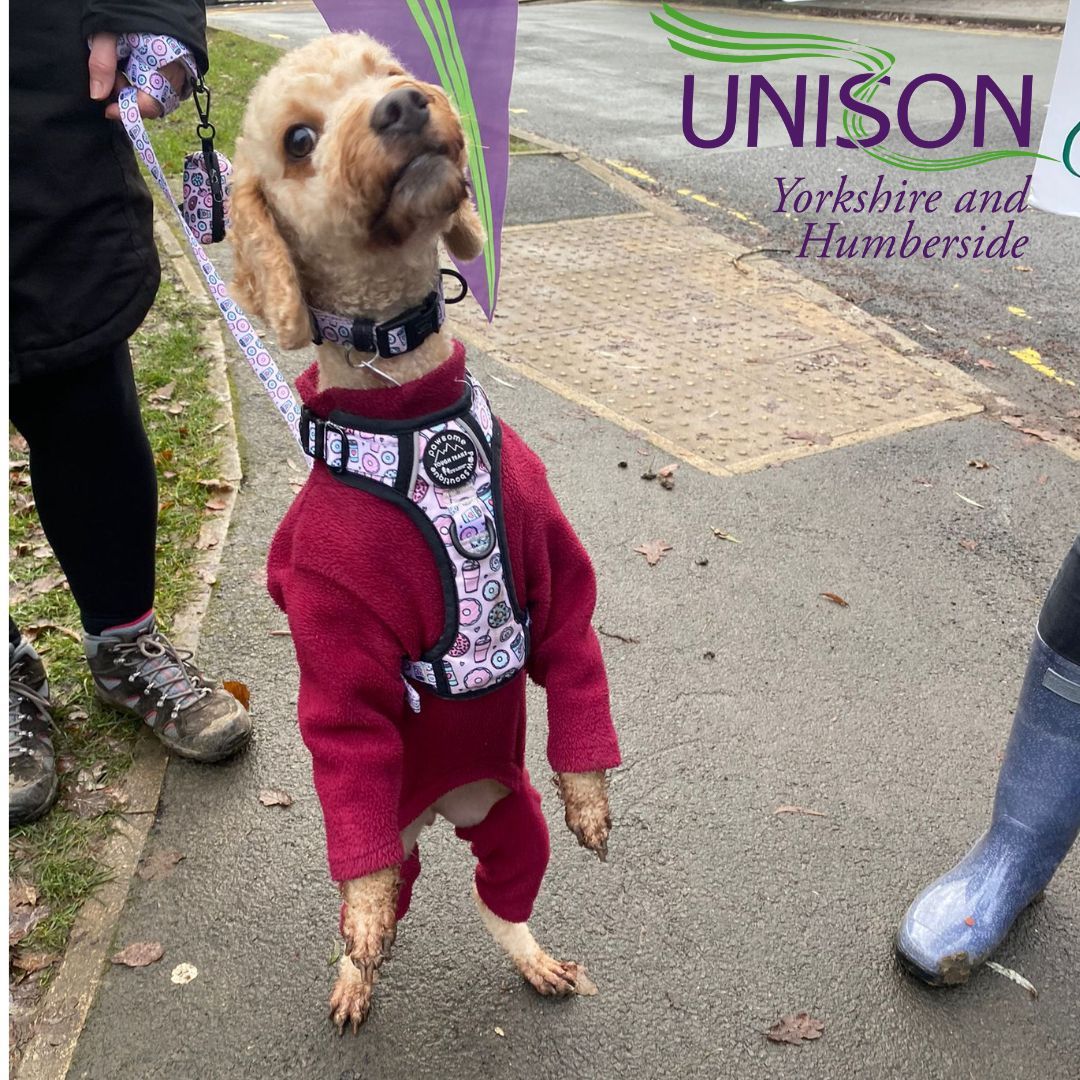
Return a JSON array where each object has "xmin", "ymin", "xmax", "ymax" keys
[{"xmin": 82, "ymin": 1, "xmax": 209, "ymax": 74}]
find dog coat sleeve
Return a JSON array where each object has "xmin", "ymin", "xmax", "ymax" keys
[
  {"xmin": 512, "ymin": 434, "xmax": 622, "ymax": 775},
  {"xmin": 283, "ymin": 564, "xmax": 409, "ymax": 883}
]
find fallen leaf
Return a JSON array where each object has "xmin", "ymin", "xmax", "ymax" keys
[
  {"xmin": 774, "ymin": 805, "xmax": 827, "ymax": 818},
  {"xmin": 820, "ymin": 593, "xmax": 849, "ymax": 607},
  {"xmin": 149, "ymin": 381, "xmax": 176, "ymax": 402},
  {"xmin": 27, "ymin": 572, "xmax": 67, "ymax": 598},
  {"xmin": 1019, "ymin": 427, "xmax": 1055, "ymax": 443},
  {"xmin": 111, "ymin": 941, "xmax": 165, "ymax": 968},
  {"xmin": 985, "ymin": 961, "xmax": 1038, "ymax": 998},
  {"xmin": 258, "ymin": 788, "xmax": 293, "ymax": 808},
  {"xmin": 170, "ymin": 962, "xmax": 198, "ymax": 985},
  {"xmin": 197, "ymin": 478, "xmax": 235, "ymax": 493},
  {"xmin": 166, "ymin": 402, "xmax": 185, "ymax": 416},
  {"xmin": 21, "ymin": 621, "xmax": 81, "ymax": 644},
  {"xmin": 9, "ymin": 905, "xmax": 51, "ymax": 948},
  {"xmin": 959, "ymin": 538, "xmax": 979, "ymax": 552},
  {"xmin": 657, "ymin": 463, "xmax": 679, "ymax": 490},
  {"xmin": 573, "ymin": 968, "xmax": 599, "ymax": 996},
  {"xmin": 162, "ymin": 471, "xmax": 177, "ymax": 480},
  {"xmin": 1013, "ymin": 266, "xmax": 1032, "ymax": 272},
  {"xmin": 204, "ymin": 497, "xmax": 228, "ymax": 512},
  {"xmin": 62, "ymin": 784, "xmax": 123, "ymax": 820},
  {"xmin": 633, "ymin": 540, "xmax": 672, "ymax": 566},
  {"xmin": 223, "ymin": 680, "xmax": 250, "ymax": 710},
  {"xmin": 12, "ymin": 493, "xmax": 36, "ymax": 516},
  {"xmin": 10, "ymin": 880, "xmax": 38, "ymax": 909},
  {"xmin": 967, "ymin": 459, "xmax": 990, "ymax": 470},
  {"xmin": 711, "ymin": 529, "xmax": 741, "ymax": 544},
  {"xmin": 766, "ymin": 1012, "xmax": 825, "ymax": 1045},
  {"xmin": 137, "ymin": 850, "xmax": 186, "ymax": 882},
  {"xmin": 158, "ymin": 449, "xmax": 174, "ymax": 463},
  {"xmin": 11, "ymin": 951, "xmax": 58, "ymax": 975},
  {"xmin": 955, "ymin": 492, "xmax": 986, "ymax": 509},
  {"xmin": 194, "ymin": 533, "xmax": 219, "ymax": 552},
  {"xmin": 974, "ymin": 358, "xmax": 998, "ymax": 370}
]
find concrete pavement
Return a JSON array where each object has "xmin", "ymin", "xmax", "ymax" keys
[{"xmin": 68, "ymin": 5, "xmax": 1080, "ymax": 1078}]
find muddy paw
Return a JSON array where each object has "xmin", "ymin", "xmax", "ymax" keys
[
  {"xmin": 555, "ymin": 771, "xmax": 611, "ymax": 861},
  {"xmin": 516, "ymin": 951, "xmax": 598, "ymax": 998},
  {"xmin": 329, "ymin": 961, "xmax": 374, "ymax": 1035},
  {"xmin": 340, "ymin": 868, "xmax": 399, "ymax": 974}
]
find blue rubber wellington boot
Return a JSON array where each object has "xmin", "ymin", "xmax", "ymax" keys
[{"xmin": 896, "ymin": 630, "xmax": 1080, "ymax": 985}]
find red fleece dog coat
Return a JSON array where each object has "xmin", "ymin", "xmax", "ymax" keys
[{"xmin": 268, "ymin": 342, "xmax": 621, "ymax": 908}]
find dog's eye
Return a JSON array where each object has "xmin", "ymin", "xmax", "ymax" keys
[{"xmin": 284, "ymin": 125, "xmax": 318, "ymax": 160}]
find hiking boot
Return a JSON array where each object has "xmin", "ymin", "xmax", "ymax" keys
[
  {"xmin": 85, "ymin": 613, "xmax": 251, "ymax": 763},
  {"xmin": 9, "ymin": 639, "xmax": 59, "ymax": 827}
]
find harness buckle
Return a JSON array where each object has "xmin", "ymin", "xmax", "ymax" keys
[
  {"xmin": 322, "ymin": 420, "xmax": 351, "ymax": 474},
  {"xmin": 299, "ymin": 409, "xmax": 324, "ymax": 459}
]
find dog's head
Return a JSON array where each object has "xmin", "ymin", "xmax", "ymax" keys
[{"xmin": 230, "ymin": 34, "xmax": 484, "ymax": 349}]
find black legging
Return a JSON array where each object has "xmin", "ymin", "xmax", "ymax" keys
[{"xmin": 9, "ymin": 342, "xmax": 157, "ymax": 636}]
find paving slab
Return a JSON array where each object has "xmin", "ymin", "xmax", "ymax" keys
[{"xmin": 455, "ymin": 210, "xmax": 984, "ymax": 475}]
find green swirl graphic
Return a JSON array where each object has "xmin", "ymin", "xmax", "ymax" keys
[
  {"xmin": 652, "ymin": 3, "xmax": 1056, "ymax": 172},
  {"xmin": 406, "ymin": 0, "xmax": 496, "ymax": 308}
]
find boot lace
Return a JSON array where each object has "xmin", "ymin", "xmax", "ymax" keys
[
  {"xmin": 8, "ymin": 679, "xmax": 54, "ymax": 756},
  {"xmin": 114, "ymin": 632, "xmax": 211, "ymax": 719}
]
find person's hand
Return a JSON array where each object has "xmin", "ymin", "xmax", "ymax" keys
[{"xmin": 88, "ymin": 32, "xmax": 189, "ymax": 121}]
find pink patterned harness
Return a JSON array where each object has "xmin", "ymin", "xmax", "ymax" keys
[{"xmin": 301, "ymin": 371, "xmax": 529, "ymax": 704}]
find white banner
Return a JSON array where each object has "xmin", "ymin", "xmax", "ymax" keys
[{"xmin": 1031, "ymin": 0, "xmax": 1080, "ymax": 216}]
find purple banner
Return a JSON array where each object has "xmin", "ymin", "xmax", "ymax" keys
[{"xmin": 311, "ymin": 0, "xmax": 519, "ymax": 319}]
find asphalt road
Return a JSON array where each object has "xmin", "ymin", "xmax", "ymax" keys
[{"xmin": 210, "ymin": 1, "xmax": 1079, "ymax": 441}]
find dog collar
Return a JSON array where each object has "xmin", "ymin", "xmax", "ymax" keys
[{"xmin": 309, "ymin": 268, "xmax": 467, "ymax": 359}]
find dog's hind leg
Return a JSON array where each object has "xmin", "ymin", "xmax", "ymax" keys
[
  {"xmin": 472, "ymin": 887, "xmax": 597, "ymax": 997},
  {"xmin": 444, "ymin": 777, "xmax": 598, "ymax": 997}
]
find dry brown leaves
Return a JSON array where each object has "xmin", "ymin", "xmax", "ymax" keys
[
  {"xmin": 223, "ymin": 680, "xmax": 250, "ymax": 710},
  {"xmin": 137, "ymin": 850, "xmax": 186, "ymax": 882},
  {"xmin": 258, "ymin": 789, "xmax": 293, "ymax": 808},
  {"xmin": 111, "ymin": 942, "xmax": 165, "ymax": 968},
  {"xmin": 633, "ymin": 540, "xmax": 672, "ymax": 566},
  {"xmin": 766, "ymin": 1012, "xmax": 825, "ymax": 1045},
  {"xmin": 774, "ymin": 805, "xmax": 827, "ymax": 818},
  {"xmin": 9, "ymin": 881, "xmax": 50, "ymax": 949},
  {"xmin": 820, "ymin": 593, "xmax": 849, "ymax": 608}
]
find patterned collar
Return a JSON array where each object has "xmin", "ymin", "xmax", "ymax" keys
[{"xmin": 308, "ymin": 269, "xmax": 467, "ymax": 359}]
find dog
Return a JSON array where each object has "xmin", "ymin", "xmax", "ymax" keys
[{"xmin": 230, "ymin": 33, "xmax": 621, "ymax": 1034}]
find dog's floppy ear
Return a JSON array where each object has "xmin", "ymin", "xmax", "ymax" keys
[
  {"xmin": 229, "ymin": 169, "xmax": 311, "ymax": 350},
  {"xmin": 442, "ymin": 197, "xmax": 485, "ymax": 262}
]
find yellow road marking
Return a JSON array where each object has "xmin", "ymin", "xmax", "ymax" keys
[
  {"xmin": 1008, "ymin": 347, "xmax": 1077, "ymax": 387},
  {"xmin": 604, "ymin": 159, "xmax": 658, "ymax": 185}
]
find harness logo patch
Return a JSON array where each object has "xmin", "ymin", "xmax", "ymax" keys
[{"xmin": 423, "ymin": 430, "xmax": 477, "ymax": 488}]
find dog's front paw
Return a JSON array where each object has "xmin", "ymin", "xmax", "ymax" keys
[
  {"xmin": 339, "ymin": 867, "xmax": 399, "ymax": 976},
  {"xmin": 329, "ymin": 956, "xmax": 374, "ymax": 1035},
  {"xmin": 554, "ymin": 770, "xmax": 612, "ymax": 862}
]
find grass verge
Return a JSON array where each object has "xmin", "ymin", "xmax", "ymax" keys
[{"xmin": 8, "ymin": 266, "xmax": 228, "ymax": 1043}]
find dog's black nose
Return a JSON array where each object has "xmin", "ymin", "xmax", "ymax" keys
[{"xmin": 371, "ymin": 88, "xmax": 430, "ymax": 136}]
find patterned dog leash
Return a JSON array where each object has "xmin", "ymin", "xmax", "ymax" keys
[{"xmin": 117, "ymin": 86, "xmax": 306, "ymax": 452}]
